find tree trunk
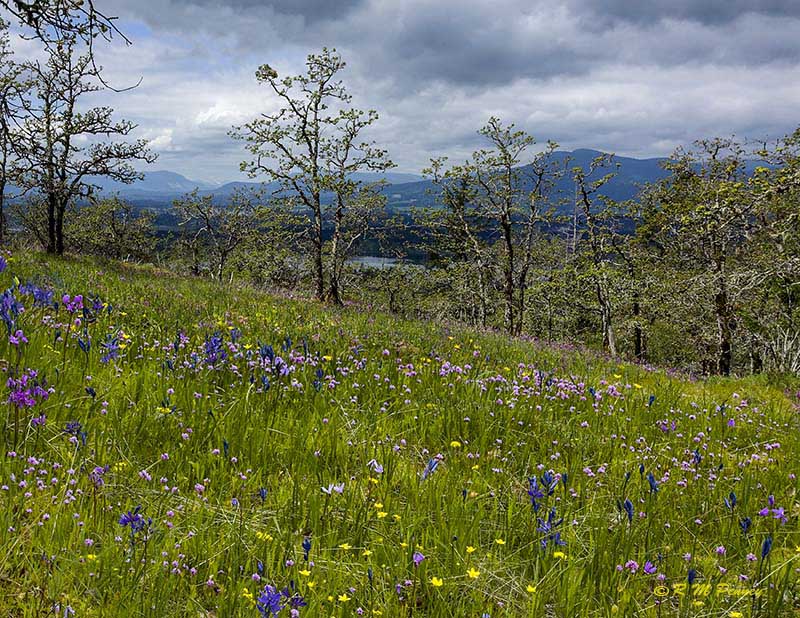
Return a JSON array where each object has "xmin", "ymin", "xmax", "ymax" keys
[
  {"xmin": 55, "ymin": 199, "xmax": 65, "ymax": 255},
  {"xmin": 632, "ymin": 292, "xmax": 644, "ymax": 361},
  {"xmin": 598, "ymin": 282, "xmax": 617, "ymax": 356},
  {"xmin": 312, "ymin": 204, "xmax": 325, "ymax": 301},
  {"xmin": 0, "ymin": 179, "xmax": 5, "ymax": 246},
  {"xmin": 715, "ymin": 285, "xmax": 733, "ymax": 376},
  {"xmin": 326, "ymin": 204, "xmax": 344, "ymax": 306},
  {"xmin": 46, "ymin": 193, "xmax": 57, "ymax": 254},
  {"xmin": 475, "ymin": 261, "xmax": 487, "ymax": 328},
  {"xmin": 501, "ymin": 217, "xmax": 515, "ymax": 335}
]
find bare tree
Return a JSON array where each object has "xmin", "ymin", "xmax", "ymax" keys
[
  {"xmin": 426, "ymin": 118, "xmax": 561, "ymax": 335},
  {"xmin": 173, "ymin": 189, "xmax": 260, "ymax": 280},
  {"xmin": 571, "ymin": 154, "xmax": 623, "ymax": 356},
  {"xmin": 232, "ymin": 48, "xmax": 393, "ymax": 303},
  {"xmin": 14, "ymin": 36, "xmax": 155, "ymax": 254},
  {"xmin": 0, "ymin": 19, "xmax": 27, "ymax": 244}
]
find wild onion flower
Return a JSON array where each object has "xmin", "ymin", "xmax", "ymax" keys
[
  {"xmin": 9, "ymin": 329, "xmax": 27, "ymax": 346},
  {"xmin": 62, "ymin": 294, "xmax": 84, "ymax": 313},
  {"xmin": 89, "ymin": 465, "xmax": 109, "ymax": 488},
  {"xmin": 321, "ymin": 483, "xmax": 344, "ymax": 495},
  {"xmin": 643, "ymin": 561, "xmax": 657, "ymax": 575}
]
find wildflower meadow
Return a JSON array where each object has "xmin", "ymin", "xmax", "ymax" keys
[{"xmin": 0, "ymin": 251, "xmax": 798, "ymax": 617}]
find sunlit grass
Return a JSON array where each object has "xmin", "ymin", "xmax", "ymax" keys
[{"xmin": 0, "ymin": 251, "xmax": 797, "ymax": 617}]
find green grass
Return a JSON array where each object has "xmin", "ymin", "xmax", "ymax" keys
[{"xmin": 0, "ymin": 251, "xmax": 798, "ymax": 617}]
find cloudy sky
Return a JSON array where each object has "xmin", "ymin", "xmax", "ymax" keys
[{"xmin": 21, "ymin": 0, "xmax": 800, "ymax": 183}]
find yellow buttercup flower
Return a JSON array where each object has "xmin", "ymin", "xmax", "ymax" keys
[
  {"xmin": 338, "ymin": 593, "xmax": 351, "ymax": 602},
  {"xmin": 450, "ymin": 441, "xmax": 461, "ymax": 448},
  {"xmin": 362, "ymin": 549, "xmax": 372, "ymax": 557},
  {"xmin": 526, "ymin": 584, "xmax": 537, "ymax": 593},
  {"xmin": 339, "ymin": 543, "xmax": 352, "ymax": 550},
  {"xmin": 467, "ymin": 567, "xmax": 480, "ymax": 579},
  {"xmin": 298, "ymin": 569, "xmax": 311, "ymax": 576},
  {"xmin": 495, "ymin": 539, "xmax": 505, "ymax": 545},
  {"xmin": 430, "ymin": 577, "xmax": 443, "ymax": 587},
  {"xmin": 377, "ymin": 511, "xmax": 388, "ymax": 518},
  {"xmin": 466, "ymin": 546, "xmax": 476, "ymax": 554},
  {"xmin": 553, "ymin": 551, "xmax": 567, "ymax": 560}
]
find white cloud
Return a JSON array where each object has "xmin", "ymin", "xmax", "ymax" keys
[{"xmin": 7, "ymin": 0, "xmax": 798, "ymax": 181}]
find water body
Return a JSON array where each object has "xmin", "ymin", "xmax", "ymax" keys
[{"xmin": 348, "ymin": 256, "xmax": 400, "ymax": 269}]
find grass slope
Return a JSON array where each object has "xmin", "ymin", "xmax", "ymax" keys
[{"xmin": 0, "ymin": 252, "xmax": 798, "ymax": 617}]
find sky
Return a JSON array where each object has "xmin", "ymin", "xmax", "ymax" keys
[{"xmin": 12, "ymin": 0, "xmax": 800, "ymax": 184}]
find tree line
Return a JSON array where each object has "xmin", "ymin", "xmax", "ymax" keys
[{"xmin": 0, "ymin": 22, "xmax": 797, "ymax": 378}]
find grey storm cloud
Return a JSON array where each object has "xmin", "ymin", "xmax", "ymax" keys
[
  {"xmin": 60, "ymin": 0, "xmax": 800, "ymax": 181},
  {"xmin": 565, "ymin": 0, "xmax": 800, "ymax": 26}
]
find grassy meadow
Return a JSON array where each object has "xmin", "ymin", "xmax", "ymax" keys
[{"xmin": 0, "ymin": 251, "xmax": 798, "ymax": 617}]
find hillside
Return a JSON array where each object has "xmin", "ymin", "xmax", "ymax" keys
[
  {"xmin": 0, "ymin": 252, "xmax": 798, "ymax": 616},
  {"xmin": 91, "ymin": 149, "xmax": 671, "ymax": 213}
]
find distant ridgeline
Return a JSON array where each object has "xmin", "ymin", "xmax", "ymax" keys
[
  {"xmin": 8, "ymin": 149, "xmax": 770, "ymax": 235},
  {"xmin": 58, "ymin": 149, "xmax": 674, "ymax": 214}
]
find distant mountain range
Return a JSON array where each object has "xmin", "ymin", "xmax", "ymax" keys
[{"xmin": 90, "ymin": 149, "xmax": 673, "ymax": 212}]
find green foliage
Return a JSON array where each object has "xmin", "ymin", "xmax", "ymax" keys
[{"xmin": 67, "ymin": 197, "xmax": 155, "ymax": 261}]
